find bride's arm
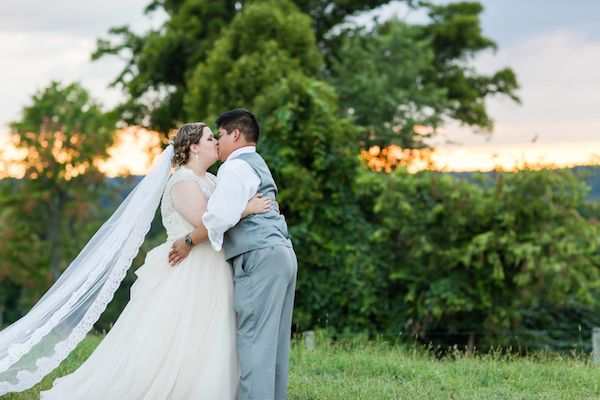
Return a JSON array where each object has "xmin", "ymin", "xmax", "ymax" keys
[
  {"xmin": 168, "ymin": 181, "xmax": 210, "ymax": 266},
  {"xmin": 242, "ymin": 193, "xmax": 272, "ymax": 218},
  {"xmin": 170, "ymin": 180, "xmax": 208, "ymax": 228}
]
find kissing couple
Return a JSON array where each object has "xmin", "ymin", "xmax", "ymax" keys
[{"xmin": 0, "ymin": 108, "xmax": 298, "ymax": 400}]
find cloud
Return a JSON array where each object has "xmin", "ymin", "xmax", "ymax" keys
[
  {"xmin": 0, "ymin": 1, "xmax": 166, "ymax": 131},
  {"xmin": 439, "ymin": 29, "xmax": 600, "ymax": 146},
  {"xmin": 477, "ymin": 0, "xmax": 600, "ymax": 47},
  {"xmin": 0, "ymin": 31, "xmax": 125, "ymax": 129},
  {"xmin": 0, "ymin": 0, "xmax": 165, "ymax": 35}
]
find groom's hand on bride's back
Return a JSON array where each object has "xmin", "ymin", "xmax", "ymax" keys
[{"xmin": 169, "ymin": 237, "xmax": 191, "ymax": 267}]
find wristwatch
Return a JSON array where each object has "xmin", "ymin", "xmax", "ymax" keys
[{"xmin": 184, "ymin": 233, "xmax": 194, "ymax": 247}]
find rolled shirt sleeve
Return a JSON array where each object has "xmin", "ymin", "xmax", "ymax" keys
[{"xmin": 202, "ymin": 159, "xmax": 260, "ymax": 251}]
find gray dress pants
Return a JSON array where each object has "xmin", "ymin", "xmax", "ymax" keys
[{"xmin": 231, "ymin": 244, "xmax": 298, "ymax": 400}]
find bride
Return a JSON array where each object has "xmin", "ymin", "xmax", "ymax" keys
[{"xmin": 0, "ymin": 122, "xmax": 271, "ymax": 398}]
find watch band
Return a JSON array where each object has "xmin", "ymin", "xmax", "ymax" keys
[{"xmin": 185, "ymin": 233, "xmax": 194, "ymax": 247}]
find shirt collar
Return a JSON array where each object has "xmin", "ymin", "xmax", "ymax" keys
[{"xmin": 226, "ymin": 146, "xmax": 256, "ymax": 162}]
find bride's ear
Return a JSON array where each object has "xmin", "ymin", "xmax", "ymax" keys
[{"xmin": 189, "ymin": 142, "xmax": 200, "ymax": 154}]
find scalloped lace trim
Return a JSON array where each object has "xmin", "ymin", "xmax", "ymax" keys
[{"xmin": 0, "ymin": 213, "xmax": 153, "ymax": 394}]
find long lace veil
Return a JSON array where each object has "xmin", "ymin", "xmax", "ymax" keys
[{"xmin": 0, "ymin": 144, "xmax": 174, "ymax": 394}]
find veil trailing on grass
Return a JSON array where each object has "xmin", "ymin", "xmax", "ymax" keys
[{"xmin": 0, "ymin": 144, "xmax": 174, "ymax": 395}]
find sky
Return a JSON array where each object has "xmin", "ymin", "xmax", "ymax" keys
[
  {"xmin": 0, "ymin": 0, "xmax": 599, "ymax": 172},
  {"xmin": 0, "ymin": 0, "xmax": 166, "ymax": 128}
]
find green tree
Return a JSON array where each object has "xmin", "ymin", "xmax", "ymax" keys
[
  {"xmin": 253, "ymin": 76, "xmax": 382, "ymax": 332},
  {"xmin": 94, "ymin": 0, "xmax": 518, "ymax": 149},
  {"xmin": 357, "ymin": 167, "xmax": 600, "ymax": 347},
  {"xmin": 184, "ymin": 0, "xmax": 322, "ymax": 119},
  {"xmin": 92, "ymin": 0, "xmax": 240, "ymax": 132},
  {"xmin": 329, "ymin": 20, "xmax": 449, "ymax": 148},
  {"xmin": 0, "ymin": 82, "xmax": 116, "ymax": 319},
  {"xmin": 93, "ymin": 0, "xmax": 359, "ymax": 131},
  {"xmin": 293, "ymin": 0, "xmax": 407, "ymax": 41},
  {"xmin": 329, "ymin": 2, "xmax": 520, "ymax": 148},
  {"xmin": 417, "ymin": 1, "xmax": 520, "ymax": 131},
  {"xmin": 184, "ymin": 0, "xmax": 382, "ymax": 332}
]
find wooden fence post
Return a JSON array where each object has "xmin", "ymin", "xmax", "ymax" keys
[
  {"xmin": 304, "ymin": 330, "xmax": 315, "ymax": 351},
  {"xmin": 592, "ymin": 327, "xmax": 600, "ymax": 365}
]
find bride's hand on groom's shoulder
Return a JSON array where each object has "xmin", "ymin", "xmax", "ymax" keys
[{"xmin": 169, "ymin": 238, "xmax": 191, "ymax": 267}]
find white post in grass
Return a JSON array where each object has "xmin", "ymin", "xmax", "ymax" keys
[
  {"xmin": 304, "ymin": 330, "xmax": 315, "ymax": 351},
  {"xmin": 592, "ymin": 327, "xmax": 600, "ymax": 365}
]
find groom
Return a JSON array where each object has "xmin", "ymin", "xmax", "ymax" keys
[{"xmin": 168, "ymin": 108, "xmax": 298, "ymax": 400}]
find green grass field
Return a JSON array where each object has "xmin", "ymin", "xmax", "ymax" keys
[{"xmin": 4, "ymin": 332, "xmax": 600, "ymax": 399}]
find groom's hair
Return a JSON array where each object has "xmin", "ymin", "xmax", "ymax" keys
[{"xmin": 216, "ymin": 108, "xmax": 260, "ymax": 143}]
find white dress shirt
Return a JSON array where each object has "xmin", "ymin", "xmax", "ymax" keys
[{"xmin": 202, "ymin": 146, "xmax": 261, "ymax": 251}]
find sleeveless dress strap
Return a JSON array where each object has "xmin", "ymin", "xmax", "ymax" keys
[{"xmin": 167, "ymin": 168, "xmax": 215, "ymax": 199}]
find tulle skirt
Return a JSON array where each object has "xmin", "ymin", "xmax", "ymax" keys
[{"xmin": 40, "ymin": 241, "xmax": 239, "ymax": 400}]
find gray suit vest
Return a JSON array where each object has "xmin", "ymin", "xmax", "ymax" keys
[{"xmin": 222, "ymin": 152, "xmax": 292, "ymax": 260}]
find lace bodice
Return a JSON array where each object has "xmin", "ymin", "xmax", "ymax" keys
[{"xmin": 160, "ymin": 167, "xmax": 217, "ymax": 242}]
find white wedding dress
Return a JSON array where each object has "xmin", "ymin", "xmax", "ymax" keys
[{"xmin": 39, "ymin": 167, "xmax": 239, "ymax": 399}]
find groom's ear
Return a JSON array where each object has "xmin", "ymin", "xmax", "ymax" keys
[{"xmin": 232, "ymin": 128, "xmax": 241, "ymax": 142}]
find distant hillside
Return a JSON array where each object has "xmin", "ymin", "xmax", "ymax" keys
[
  {"xmin": 577, "ymin": 166, "xmax": 600, "ymax": 200},
  {"xmin": 5, "ymin": 166, "xmax": 600, "ymax": 203},
  {"xmin": 446, "ymin": 166, "xmax": 600, "ymax": 201},
  {"xmin": 109, "ymin": 166, "xmax": 600, "ymax": 202}
]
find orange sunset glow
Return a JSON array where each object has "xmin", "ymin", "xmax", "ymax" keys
[
  {"xmin": 95, "ymin": 126, "xmax": 165, "ymax": 177},
  {"xmin": 1, "ymin": 128, "xmax": 599, "ymax": 179},
  {"xmin": 361, "ymin": 141, "xmax": 600, "ymax": 173},
  {"xmin": 0, "ymin": 126, "xmax": 165, "ymax": 179}
]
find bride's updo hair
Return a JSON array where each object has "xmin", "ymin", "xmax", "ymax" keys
[{"xmin": 170, "ymin": 122, "xmax": 208, "ymax": 167}]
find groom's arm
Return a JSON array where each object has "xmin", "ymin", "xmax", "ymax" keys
[{"xmin": 202, "ymin": 161, "xmax": 260, "ymax": 251}]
